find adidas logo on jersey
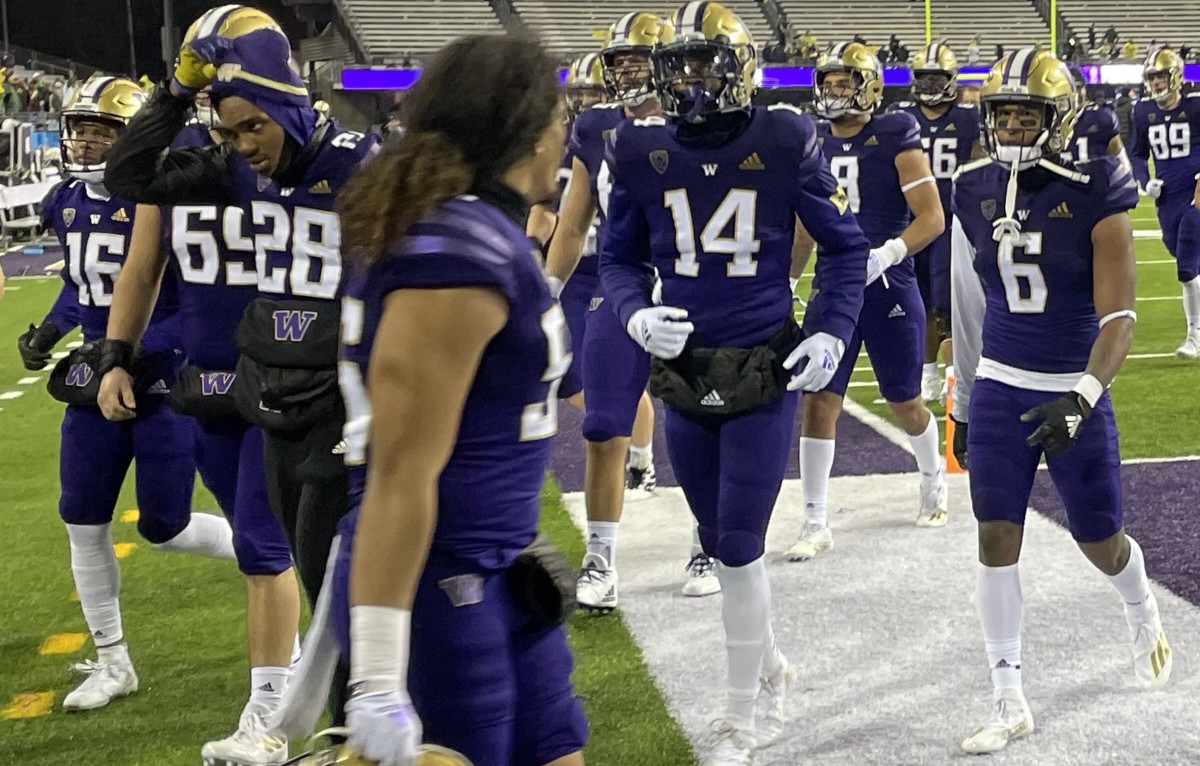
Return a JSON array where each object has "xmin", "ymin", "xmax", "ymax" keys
[
  {"xmin": 331, "ymin": 440, "xmax": 347, "ymax": 455},
  {"xmin": 739, "ymin": 152, "xmax": 765, "ymax": 170},
  {"xmin": 700, "ymin": 389, "xmax": 725, "ymax": 407},
  {"xmin": 865, "ymin": 135, "xmax": 879, "ymax": 146},
  {"xmin": 945, "ymin": 122, "xmax": 956, "ymax": 132},
  {"xmin": 147, "ymin": 379, "xmax": 169, "ymax": 395},
  {"xmin": 1087, "ymin": 123, "xmax": 1099, "ymax": 133},
  {"xmin": 887, "ymin": 304, "xmax": 906, "ymax": 319},
  {"xmin": 308, "ymin": 179, "xmax": 331, "ymax": 194},
  {"xmin": 1048, "ymin": 202, "xmax": 1073, "ymax": 219},
  {"xmin": 111, "ymin": 208, "xmax": 129, "ymax": 222}
]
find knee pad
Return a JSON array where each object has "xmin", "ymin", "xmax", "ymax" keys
[
  {"xmin": 138, "ymin": 514, "xmax": 189, "ymax": 545},
  {"xmin": 716, "ymin": 530, "xmax": 767, "ymax": 569}
]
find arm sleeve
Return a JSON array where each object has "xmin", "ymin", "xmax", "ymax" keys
[
  {"xmin": 42, "ymin": 281, "xmax": 80, "ymax": 336},
  {"xmin": 792, "ymin": 118, "xmax": 869, "ymax": 345},
  {"xmin": 950, "ymin": 215, "xmax": 983, "ymax": 423},
  {"xmin": 104, "ymin": 86, "xmax": 236, "ymax": 205},
  {"xmin": 597, "ymin": 137, "xmax": 655, "ymax": 328},
  {"xmin": 1127, "ymin": 106, "xmax": 1151, "ymax": 190},
  {"xmin": 1097, "ymin": 157, "xmax": 1140, "ymax": 221}
]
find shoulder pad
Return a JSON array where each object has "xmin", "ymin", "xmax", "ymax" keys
[
  {"xmin": 1187, "ymin": 93, "xmax": 1200, "ymax": 99},
  {"xmin": 876, "ymin": 110, "xmax": 919, "ymax": 132},
  {"xmin": 767, "ymin": 102, "xmax": 806, "ymax": 116},
  {"xmin": 952, "ymin": 156, "xmax": 993, "ymax": 181}
]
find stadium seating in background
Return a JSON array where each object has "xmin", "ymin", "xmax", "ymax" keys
[
  {"xmin": 1058, "ymin": 0, "xmax": 1200, "ymax": 57},
  {"xmin": 337, "ymin": 0, "xmax": 506, "ymax": 62}
]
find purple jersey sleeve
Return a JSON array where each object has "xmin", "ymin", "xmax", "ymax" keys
[
  {"xmin": 1086, "ymin": 155, "xmax": 1140, "ymax": 221},
  {"xmin": 597, "ymin": 132, "xmax": 656, "ymax": 328},
  {"xmin": 42, "ymin": 282, "xmax": 81, "ymax": 335},
  {"xmin": 881, "ymin": 110, "xmax": 925, "ymax": 154}
]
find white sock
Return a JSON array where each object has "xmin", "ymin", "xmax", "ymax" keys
[
  {"xmin": 922, "ymin": 362, "xmax": 938, "ymax": 380},
  {"xmin": 691, "ymin": 524, "xmax": 704, "ymax": 558},
  {"xmin": 152, "ymin": 512, "xmax": 236, "ymax": 560},
  {"xmin": 908, "ymin": 411, "xmax": 943, "ymax": 478},
  {"xmin": 717, "ymin": 558, "xmax": 772, "ymax": 731},
  {"xmin": 628, "ymin": 443, "xmax": 653, "ymax": 471},
  {"xmin": 291, "ymin": 633, "xmax": 303, "ymax": 668},
  {"xmin": 249, "ymin": 666, "xmax": 290, "ymax": 710},
  {"xmin": 800, "ymin": 437, "xmax": 835, "ymax": 528},
  {"xmin": 789, "ymin": 277, "xmax": 799, "ymax": 293},
  {"xmin": 1183, "ymin": 277, "xmax": 1200, "ymax": 332},
  {"xmin": 67, "ymin": 523, "xmax": 124, "ymax": 649},
  {"xmin": 97, "ymin": 641, "xmax": 131, "ymax": 666},
  {"xmin": 1109, "ymin": 536, "xmax": 1154, "ymax": 620},
  {"xmin": 586, "ymin": 521, "xmax": 619, "ymax": 569},
  {"xmin": 762, "ymin": 621, "xmax": 783, "ymax": 678},
  {"xmin": 978, "ymin": 563, "xmax": 1023, "ymax": 699}
]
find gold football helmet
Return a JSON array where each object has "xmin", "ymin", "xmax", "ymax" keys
[
  {"xmin": 653, "ymin": 1, "xmax": 756, "ymax": 123},
  {"xmin": 980, "ymin": 48, "xmax": 1077, "ymax": 163},
  {"xmin": 61, "ymin": 75, "xmax": 147, "ymax": 182},
  {"xmin": 815, "ymin": 42, "xmax": 884, "ymax": 118},
  {"xmin": 183, "ymin": 4, "xmax": 283, "ymax": 45},
  {"xmin": 566, "ymin": 52, "xmax": 606, "ymax": 117},
  {"xmin": 600, "ymin": 12, "xmax": 672, "ymax": 105},
  {"xmin": 1143, "ymin": 46, "xmax": 1184, "ymax": 104},
  {"xmin": 911, "ymin": 43, "xmax": 959, "ymax": 106},
  {"xmin": 283, "ymin": 730, "xmax": 472, "ymax": 766}
]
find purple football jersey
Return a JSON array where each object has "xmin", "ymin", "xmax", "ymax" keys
[
  {"xmin": 1065, "ymin": 103, "xmax": 1120, "ymax": 163},
  {"xmin": 226, "ymin": 121, "xmax": 380, "ymax": 301},
  {"xmin": 340, "ymin": 192, "xmax": 569, "ymax": 571},
  {"xmin": 954, "ymin": 156, "xmax": 1138, "ymax": 376},
  {"xmin": 817, "ymin": 111, "xmax": 924, "ymax": 286},
  {"xmin": 888, "ymin": 101, "xmax": 982, "ymax": 212},
  {"xmin": 41, "ymin": 180, "xmax": 179, "ymax": 352},
  {"xmin": 601, "ymin": 105, "xmax": 869, "ymax": 349},
  {"xmin": 567, "ymin": 103, "xmax": 625, "ymax": 277},
  {"xmin": 1130, "ymin": 94, "xmax": 1200, "ymax": 202}
]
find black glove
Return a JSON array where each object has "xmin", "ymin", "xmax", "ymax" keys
[
  {"xmin": 1020, "ymin": 392, "xmax": 1091, "ymax": 457},
  {"xmin": 950, "ymin": 414, "xmax": 969, "ymax": 470},
  {"xmin": 16, "ymin": 322, "xmax": 63, "ymax": 371},
  {"xmin": 94, "ymin": 338, "xmax": 136, "ymax": 378}
]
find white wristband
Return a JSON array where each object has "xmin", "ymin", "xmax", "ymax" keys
[
  {"xmin": 350, "ymin": 605, "xmax": 411, "ymax": 690},
  {"xmin": 1071, "ymin": 373, "xmax": 1105, "ymax": 409},
  {"xmin": 1098, "ymin": 309, "xmax": 1137, "ymax": 328}
]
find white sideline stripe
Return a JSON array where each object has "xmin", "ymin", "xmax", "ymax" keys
[
  {"xmin": 51, "ymin": 351, "xmax": 68, "ymax": 360},
  {"xmin": 1139, "ymin": 259, "xmax": 1177, "ymax": 265},
  {"xmin": 66, "ymin": 340, "xmax": 82, "ymax": 349},
  {"xmin": 3, "ymin": 286, "xmax": 19, "ymax": 291},
  {"xmin": 842, "ymin": 398, "xmax": 913, "ymax": 454},
  {"xmin": 16, "ymin": 377, "xmax": 39, "ymax": 385},
  {"xmin": 1137, "ymin": 295, "xmax": 1182, "ymax": 302},
  {"xmin": 0, "ymin": 391, "xmax": 23, "ymax": 400}
]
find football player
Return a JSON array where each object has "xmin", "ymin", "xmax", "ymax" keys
[
  {"xmin": 16, "ymin": 76, "xmax": 237, "ymax": 713},
  {"xmin": 888, "ymin": 43, "xmax": 983, "ymax": 402},
  {"xmin": 1129, "ymin": 47, "xmax": 1200, "ymax": 358},
  {"xmin": 600, "ymin": 4, "xmax": 869, "ymax": 762},
  {"xmin": 1064, "ymin": 67, "xmax": 1124, "ymax": 164},
  {"xmin": 99, "ymin": 12, "xmax": 304, "ymax": 763},
  {"xmin": 786, "ymin": 42, "xmax": 947, "ymax": 564},
  {"xmin": 330, "ymin": 35, "xmax": 586, "ymax": 766},
  {"xmin": 547, "ymin": 13, "xmax": 721, "ymax": 611},
  {"xmin": 952, "ymin": 49, "xmax": 1171, "ymax": 755}
]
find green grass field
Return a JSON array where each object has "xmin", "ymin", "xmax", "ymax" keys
[{"xmin": 0, "ymin": 195, "xmax": 1191, "ymax": 764}]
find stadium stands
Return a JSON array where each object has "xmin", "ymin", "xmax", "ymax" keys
[
  {"xmin": 1057, "ymin": 0, "xmax": 1200, "ymax": 51},
  {"xmin": 511, "ymin": 0, "xmax": 774, "ymax": 57},
  {"xmin": 335, "ymin": 0, "xmax": 505, "ymax": 62},
  {"xmin": 776, "ymin": 0, "xmax": 1050, "ymax": 55}
]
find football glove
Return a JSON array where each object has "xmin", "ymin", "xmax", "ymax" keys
[
  {"xmin": 17, "ymin": 321, "xmax": 62, "ymax": 371},
  {"xmin": 626, "ymin": 306, "xmax": 693, "ymax": 360},
  {"xmin": 1020, "ymin": 393, "xmax": 1091, "ymax": 457},
  {"xmin": 1144, "ymin": 178, "xmax": 1164, "ymax": 199},
  {"xmin": 950, "ymin": 414, "xmax": 969, "ymax": 469},
  {"xmin": 345, "ymin": 688, "xmax": 422, "ymax": 766},
  {"xmin": 866, "ymin": 237, "xmax": 908, "ymax": 287},
  {"xmin": 545, "ymin": 275, "xmax": 564, "ymax": 300},
  {"xmin": 172, "ymin": 35, "xmax": 234, "ymax": 92},
  {"xmin": 784, "ymin": 332, "xmax": 845, "ymax": 392}
]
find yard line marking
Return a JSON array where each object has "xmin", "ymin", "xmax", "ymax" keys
[
  {"xmin": 1135, "ymin": 296, "xmax": 1181, "ymax": 302},
  {"xmin": 120, "ymin": 509, "xmax": 139, "ymax": 523},
  {"xmin": 113, "ymin": 543, "xmax": 137, "ymax": 559},
  {"xmin": 51, "ymin": 351, "xmax": 69, "ymax": 360},
  {"xmin": 1138, "ymin": 259, "xmax": 1177, "ymax": 265},
  {"xmin": 16, "ymin": 377, "xmax": 39, "ymax": 385},
  {"xmin": 0, "ymin": 391, "xmax": 23, "ymax": 400},
  {"xmin": 65, "ymin": 340, "xmax": 82, "ymax": 349}
]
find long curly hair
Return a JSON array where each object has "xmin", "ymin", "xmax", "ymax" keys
[{"xmin": 338, "ymin": 35, "xmax": 561, "ymax": 266}]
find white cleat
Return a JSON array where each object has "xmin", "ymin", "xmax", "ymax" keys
[
  {"xmin": 755, "ymin": 652, "xmax": 794, "ymax": 748},
  {"xmin": 626, "ymin": 462, "xmax": 657, "ymax": 494},
  {"xmin": 681, "ymin": 553, "xmax": 722, "ymax": 597},
  {"xmin": 1128, "ymin": 594, "xmax": 1173, "ymax": 689},
  {"xmin": 62, "ymin": 656, "xmax": 139, "ymax": 711},
  {"xmin": 784, "ymin": 523, "xmax": 833, "ymax": 562},
  {"xmin": 704, "ymin": 719, "xmax": 756, "ymax": 766},
  {"xmin": 921, "ymin": 373, "xmax": 943, "ymax": 403},
  {"xmin": 916, "ymin": 474, "xmax": 948, "ymax": 527},
  {"xmin": 576, "ymin": 553, "xmax": 618, "ymax": 613},
  {"xmin": 201, "ymin": 701, "xmax": 290, "ymax": 766},
  {"xmin": 1175, "ymin": 331, "xmax": 1200, "ymax": 360},
  {"xmin": 961, "ymin": 691, "xmax": 1034, "ymax": 754}
]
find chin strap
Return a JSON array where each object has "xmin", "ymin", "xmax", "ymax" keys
[{"xmin": 992, "ymin": 156, "xmax": 1024, "ymax": 242}]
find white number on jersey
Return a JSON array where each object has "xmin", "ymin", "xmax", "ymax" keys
[
  {"xmin": 65, "ymin": 231, "xmax": 124, "ymax": 307},
  {"xmin": 921, "ymin": 136, "xmax": 958, "ymax": 179},
  {"xmin": 829, "ymin": 156, "xmax": 862, "ymax": 214},
  {"xmin": 997, "ymin": 231, "xmax": 1047, "ymax": 314},
  {"xmin": 597, "ymin": 160, "xmax": 614, "ymax": 218},
  {"xmin": 172, "ymin": 206, "xmax": 258, "ymax": 287},
  {"xmin": 330, "ymin": 131, "xmax": 365, "ymax": 150},
  {"xmin": 1074, "ymin": 135, "xmax": 1090, "ymax": 162},
  {"xmin": 520, "ymin": 304, "xmax": 573, "ymax": 441},
  {"xmin": 252, "ymin": 201, "xmax": 342, "ymax": 300},
  {"xmin": 1148, "ymin": 122, "xmax": 1191, "ymax": 160},
  {"xmin": 664, "ymin": 188, "xmax": 761, "ymax": 277},
  {"xmin": 338, "ymin": 297, "xmax": 370, "ymax": 466}
]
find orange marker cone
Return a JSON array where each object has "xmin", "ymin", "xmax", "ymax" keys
[{"xmin": 945, "ymin": 366, "xmax": 966, "ymax": 474}]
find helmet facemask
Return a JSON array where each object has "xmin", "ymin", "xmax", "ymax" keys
[
  {"xmin": 913, "ymin": 70, "xmax": 957, "ymax": 106},
  {"xmin": 984, "ymin": 98, "xmax": 1067, "ymax": 167},
  {"xmin": 602, "ymin": 48, "xmax": 655, "ymax": 106},
  {"xmin": 652, "ymin": 40, "xmax": 745, "ymax": 123},
  {"xmin": 565, "ymin": 83, "xmax": 606, "ymax": 118},
  {"xmin": 61, "ymin": 115, "xmax": 123, "ymax": 184},
  {"xmin": 1143, "ymin": 68, "xmax": 1180, "ymax": 105},
  {"xmin": 814, "ymin": 67, "xmax": 876, "ymax": 119}
]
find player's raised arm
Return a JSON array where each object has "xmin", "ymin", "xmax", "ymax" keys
[{"xmin": 546, "ymin": 154, "xmax": 597, "ymax": 287}]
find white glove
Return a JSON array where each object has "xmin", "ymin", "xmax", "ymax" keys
[
  {"xmin": 784, "ymin": 332, "xmax": 846, "ymax": 392},
  {"xmin": 626, "ymin": 306, "xmax": 694, "ymax": 360},
  {"xmin": 546, "ymin": 275, "xmax": 564, "ymax": 300},
  {"xmin": 1145, "ymin": 178, "xmax": 1164, "ymax": 199},
  {"xmin": 866, "ymin": 237, "xmax": 908, "ymax": 287},
  {"xmin": 651, "ymin": 277, "xmax": 663, "ymax": 305},
  {"xmin": 346, "ymin": 689, "xmax": 422, "ymax": 766}
]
